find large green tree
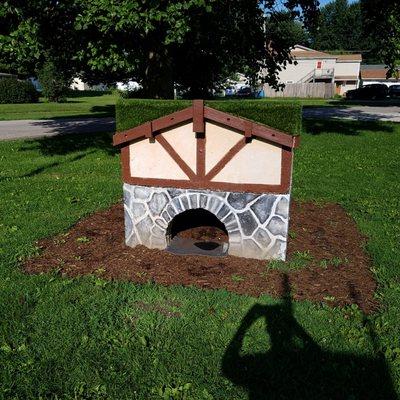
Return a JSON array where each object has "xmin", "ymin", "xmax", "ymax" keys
[
  {"xmin": 0, "ymin": 0, "xmax": 319, "ymax": 98},
  {"xmin": 310, "ymin": 0, "xmax": 371, "ymax": 52},
  {"xmin": 362, "ymin": 0, "xmax": 400, "ymax": 77}
]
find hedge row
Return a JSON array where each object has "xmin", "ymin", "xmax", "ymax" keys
[
  {"xmin": 116, "ymin": 99, "xmax": 302, "ymax": 135},
  {"xmin": 0, "ymin": 79, "xmax": 39, "ymax": 104}
]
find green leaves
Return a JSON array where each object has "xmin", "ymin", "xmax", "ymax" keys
[
  {"xmin": 363, "ymin": 0, "xmax": 400, "ymax": 71},
  {"xmin": 1, "ymin": 0, "xmax": 319, "ymax": 97}
]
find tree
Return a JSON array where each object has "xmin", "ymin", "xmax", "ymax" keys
[
  {"xmin": 362, "ymin": 0, "xmax": 400, "ymax": 77},
  {"xmin": 0, "ymin": 0, "xmax": 319, "ymax": 99},
  {"xmin": 38, "ymin": 61, "xmax": 71, "ymax": 102},
  {"xmin": 310, "ymin": 0, "xmax": 371, "ymax": 52},
  {"xmin": 0, "ymin": 1, "xmax": 81, "ymax": 79}
]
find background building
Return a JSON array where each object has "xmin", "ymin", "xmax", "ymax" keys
[
  {"xmin": 360, "ymin": 65, "xmax": 400, "ymax": 86},
  {"xmin": 264, "ymin": 45, "xmax": 362, "ymax": 97}
]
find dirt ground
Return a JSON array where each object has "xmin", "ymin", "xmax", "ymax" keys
[{"xmin": 24, "ymin": 201, "xmax": 378, "ymax": 313}]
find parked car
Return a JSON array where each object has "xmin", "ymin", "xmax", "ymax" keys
[
  {"xmin": 225, "ymin": 86, "xmax": 236, "ymax": 96},
  {"xmin": 346, "ymin": 84, "xmax": 388, "ymax": 100},
  {"xmin": 236, "ymin": 86, "xmax": 254, "ymax": 98},
  {"xmin": 388, "ymin": 85, "xmax": 400, "ymax": 98}
]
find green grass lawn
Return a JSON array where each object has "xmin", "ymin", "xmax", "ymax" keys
[
  {"xmin": 0, "ymin": 120, "xmax": 400, "ymax": 399},
  {"xmin": 2, "ymin": 93, "xmax": 399, "ymax": 122},
  {"xmin": 0, "ymin": 92, "xmax": 116, "ymax": 120},
  {"xmin": 260, "ymin": 97, "xmax": 338, "ymax": 107}
]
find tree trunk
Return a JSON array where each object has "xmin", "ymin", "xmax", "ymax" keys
[{"xmin": 142, "ymin": 49, "xmax": 174, "ymax": 99}]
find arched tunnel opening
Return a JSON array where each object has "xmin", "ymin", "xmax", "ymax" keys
[{"xmin": 166, "ymin": 208, "xmax": 229, "ymax": 257}]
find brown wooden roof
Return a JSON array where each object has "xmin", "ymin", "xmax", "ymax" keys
[
  {"xmin": 291, "ymin": 49, "xmax": 361, "ymax": 62},
  {"xmin": 361, "ymin": 69, "xmax": 390, "ymax": 79},
  {"xmin": 291, "ymin": 50, "xmax": 336, "ymax": 59},
  {"xmin": 336, "ymin": 54, "xmax": 362, "ymax": 61},
  {"xmin": 113, "ymin": 100, "xmax": 299, "ymax": 149}
]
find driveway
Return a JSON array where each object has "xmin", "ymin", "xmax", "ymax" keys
[
  {"xmin": 303, "ymin": 105, "xmax": 400, "ymax": 122},
  {"xmin": 0, "ymin": 117, "xmax": 115, "ymax": 140}
]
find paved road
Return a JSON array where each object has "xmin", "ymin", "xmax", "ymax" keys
[
  {"xmin": 303, "ymin": 105, "xmax": 400, "ymax": 122},
  {"xmin": 0, "ymin": 106, "xmax": 399, "ymax": 141},
  {"xmin": 0, "ymin": 117, "xmax": 115, "ymax": 140}
]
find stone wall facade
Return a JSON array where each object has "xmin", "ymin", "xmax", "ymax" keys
[{"xmin": 123, "ymin": 183, "xmax": 291, "ymax": 260}]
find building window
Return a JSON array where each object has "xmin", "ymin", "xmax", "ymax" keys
[{"xmin": 316, "ymin": 61, "xmax": 322, "ymax": 69}]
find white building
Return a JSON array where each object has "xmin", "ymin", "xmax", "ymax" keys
[
  {"xmin": 70, "ymin": 77, "xmax": 90, "ymax": 91},
  {"xmin": 272, "ymin": 45, "xmax": 362, "ymax": 95}
]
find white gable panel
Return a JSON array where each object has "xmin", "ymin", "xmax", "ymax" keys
[
  {"xmin": 205, "ymin": 121, "xmax": 243, "ymax": 174},
  {"xmin": 212, "ymin": 138, "xmax": 282, "ymax": 185},
  {"xmin": 162, "ymin": 122, "xmax": 196, "ymax": 171},
  {"xmin": 129, "ymin": 140, "xmax": 189, "ymax": 180}
]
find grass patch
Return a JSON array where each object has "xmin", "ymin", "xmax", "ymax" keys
[
  {"xmin": 0, "ymin": 92, "xmax": 116, "ymax": 120},
  {"xmin": 0, "ymin": 119, "xmax": 399, "ymax": 398},
  {"xmin": 267, "ymin": 250, "xmax": 314, "ymax": 272}
]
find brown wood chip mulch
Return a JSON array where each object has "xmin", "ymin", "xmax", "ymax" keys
[{"xmin": 24, "ymin": 201, "xmax": 378, "ymax": 313}]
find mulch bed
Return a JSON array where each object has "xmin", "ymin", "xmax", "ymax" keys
[{"xmin": 24, "ymin": 201, "xmax": 378, "ymax": 313}]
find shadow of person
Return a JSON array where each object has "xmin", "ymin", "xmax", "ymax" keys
[{"xmin": 222, "ymin": 275, "xmax": 397, "ymax": 400}]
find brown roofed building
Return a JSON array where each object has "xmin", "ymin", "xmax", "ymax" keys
[
  {"xmin": 360, "ymin": 65, "xmax": 400, "ymax": 86},
  {"xmin": 263, "ymin": 45, "xmax": 362, "ymax": 96}
]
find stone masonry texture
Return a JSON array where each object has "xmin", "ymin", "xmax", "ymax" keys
[{"xmin": 123, "ymin": 183, "xmax": 291, "ymax": 260}]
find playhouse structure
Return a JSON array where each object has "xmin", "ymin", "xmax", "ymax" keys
[{"xmin": 113, "ymin": 100, "xmax": 299, "ymax": 260}]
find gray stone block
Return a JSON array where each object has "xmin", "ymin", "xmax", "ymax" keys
[
  {"xmin": 124, "ymin": 209, "xmax": 133, "ymax": 240},
  {"xmin": 148, "ymin": 192, "xmax": 169, "ymax": 215},
  {"xmin": 189, "ymin": 194, "xmax": 198, "ymax": 209},
  {"xmin": 242, "ymin": 238, "xmax": 262, "ymax": 259},
  {"xmin": 167, "ymin": 188, "xmax": 182, "ymax": 198},
  {"xmin": 267, "ymin": 238, "xmax": 286, "ymax": 260},
  {"xmin": 123, "ymin": 188, "xmax": 132, "ymax": 208},
  {"xmin": 155, "ymin": 218, "xmax": 167, "ymax": 229},
  {"xmin": 151, "ymin": 225, "xmax": 165, "ymax": 238},
  {"xmin": 276, "ymin": 196, "xmax": 290, "ymax": 218},
  {"xmin": 228, "ymin": 229, "xmax": 242, "ymax": 243},
  {"xmin": 208, "ymin": 196, "xmax": 222, "ymax": 215},
  {"xmin": 227, "ymin": 192, "xmax": 258, "ymax": 210},
  {"xmin": 136, "ymin": 216, "xmax": 153, "ymax": 244},
  {"xmin": 170, "ymin": 197, "xmax": 183, "ymax": 214},
  {"xmin": 162, "ymin": 210, "xmax": 172, "ymax": 223},
  {"xmin": 126, "ymin": 231, "xmax": 139, "ymax": 247},
  {"xmin": 131, "ymin": 202, "xmax": 147, "ymax": 221},
  {"xmin": 214, "ymin": 191, "xmax": 227, "ymax": 199},
  {"xmin": 223, "ymin": 213, "xmax": 237, "ymax": 231},
  {"xmin": 181, "ymin": 195, "xmax": 190, "ymax": 210},
  {"xmin": 253, "ymin": 228, "xmax": 272, "ymax": 248},
  {"xmin": 238, "ymin": 210, "xmax": 258, "ymax": 236},
  {"xmin": 134, "ymin": 186, "xmax": 151, "ymax": 201},
  {"xmin": 166, "ymin": 204, "xmax": 178, "ymax": 219},
  {"xmin": 250, "ymin": 195, "xmax": 276, "ymax": 224},
  {"xmin": 217, "ymin": 204, "xmax": 231, "ymax": 220},
  {"xmin": 200, "ymin": 194, "xmax": 208, "ymax": 208},
  {"xmin": 266, "ymin": 216, "xmax": 287, "ymax": 237}
]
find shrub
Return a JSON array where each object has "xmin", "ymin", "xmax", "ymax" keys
[
  {"xmin": 67, "ymin": 89, "xmax": 111, "ymax": 98},
  {"xmin": 0, "ymin": 79, "xmax": 39, "ymax": 104},
  {"xmin": 37, "ymin": 61, "xmax": 70, "ymax": 102},
  {"xmin": 116, "ymin": 99, "xmax": 302, "ymax": 135}
]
